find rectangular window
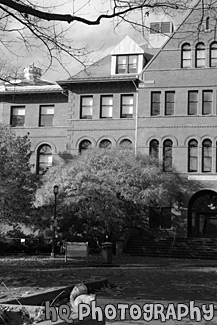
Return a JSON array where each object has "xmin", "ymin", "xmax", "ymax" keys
[
  {"xmin": 11, "ymin": 106, "xmax": 25, "ymax": 127},
  {"xmin": 202, "ymin": 90, "xmax": 213, "ymax": 115},
  {"xmin": 202, "ymin": 141, "xmax": 212, "ymax": 172},
  {"xmin": 165, "ymin": 92, "xmax": 175, "ymax": 115},
  {"xmin": 151, "ymin": 92, "xmax": 161, "ymax": 116},
  {"xmin": 150, "ymin": 22, "xmax": 172, "ymax": 34},
  {"xmin": 39, "ymin": 105, "xmax": 54, "ymax": 126},
  {"xmin": 116, "ymin": 55, "xmax": 138, "ymax": 74},
  {"xmin": 188, "ymin": 91, "xmax": 198, "ymax": 115},
  {"xmin": 100, "ymin": 96, "xmax": 113, "ymax": 118},
  {"xmin": 80, "ymin": 96, "xmax": 93, "ymax": 119},
  {"xmin": 189, "ymin": 147, "xmax": 198, "ymax": 172},
  {"xmin": 121, "ymin": 95, "xmax": 134, "ymax": 118}
]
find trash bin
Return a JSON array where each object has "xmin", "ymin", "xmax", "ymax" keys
[{"xmin": 102, "ymin": 242, "xmax": 113, "ymax": 264}]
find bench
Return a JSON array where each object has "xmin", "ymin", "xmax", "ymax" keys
[{"xmin": 65, "ymin": 242, "xmax": 89, "ymax": 262}]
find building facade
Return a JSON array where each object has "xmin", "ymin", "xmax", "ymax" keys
[
  {"xmin": 0, "ymin": 64, "xmax": 68, "ymax": 174},
  {"xmin": 3, "ymin": 0, "xmax": 217, "ymax": 240},
  {"xmin": 138, "ymin": 0, "xmax": 217, "ymax": 238},
  {"xmin": 58, "ymin": 36, "xmax": 155, "ymax": 155}
]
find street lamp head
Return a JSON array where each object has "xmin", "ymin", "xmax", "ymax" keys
[{"xmin": 53, "ymin": 185, "xmax": 59, "ymax": 195}]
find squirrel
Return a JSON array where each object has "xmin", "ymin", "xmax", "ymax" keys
[{"xmin": 70, "ymin": 283, "xmax": 96, "ymax": 314}]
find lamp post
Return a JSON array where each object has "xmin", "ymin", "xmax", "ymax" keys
[{"xmin": 51, "ymin": 185, "xmax": 59, "ymax": 258}]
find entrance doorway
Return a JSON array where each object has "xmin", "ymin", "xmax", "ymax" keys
[{"xmin": 188, "ymin": 190, "xmax": 217, "ymax": 238}]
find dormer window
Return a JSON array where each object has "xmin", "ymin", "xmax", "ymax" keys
[{"xmin": 116, "ymin": 55, "xmax": 138, "ymax": 74}]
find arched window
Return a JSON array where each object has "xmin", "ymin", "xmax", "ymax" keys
[
  {"xmin": 99, "ymin": 139, "xmax": 112, "ymax": 149},
  {"xmin": 163, "ymin": 140, "xmax": 173, "ymax": 172},
  {"xmin": 188, "ymin": 190, "xmax": 217, "ymax": 238},
  {"xmin": 149, "ymin": 140, "xmax": 159, "ymax": 159},
  {"xmin": 202, "ymin": 139, "xmax": 212, "ymax": 172},
  {"xmin": 206, "ymin": 17, "xmax": 210, "ymax": 30},
  {"xmin": 181, "ymin": 43, "xmax": 191, "ymax": 68},
  {"xmin": 196, "ymin": 42, "xmax": 205, "ymax": 67},
  {"xmin": 79, "ymin": 139, "xmax": 92, "ymax": 154},
  {"xmin": 37, "ymin": 144, "xmax": 52, "ymax": 175},
  {"xmin": 119, "ymin": 139, "xmax": 133, "ymax": 148},
  {"xmin": 210, "ymin": 42, "xmax": 217, "ymax": 67},
  {"xmin": 188, "ymin": 140, "xmax": 198, "ymax": 172}
]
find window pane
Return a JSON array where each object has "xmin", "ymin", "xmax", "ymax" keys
[
  {"xmin": 202, "ymin": 140, "xmax": 212, "ymax": 172},
  {"xmin": 101, "ymin": 106, "xmax": 112, "ymax": 117},
  {"xmin": 188, "ymin": 91, "xmax": 198, "ymax": 115},
  {"xmin": 151, "ymin": 92, "xmax": 160, "ymax": 116},
  {"xmin": 79, "ymin": 140, "xmax": 92, "ymax": 154},
  {"xmin": 163, "ymin": 140, "xmax": 173, "ymax": 172},
  {"xmin": 82, "ymin": 107, "xmax": 92, "ymax": 118},
  {"xmin": 188, "ymin": 140, "xmax": 198, "ymax": 172},
  {"xmin": 99, "ymin": 139, "xmax": 112, "ymax": 149},
  {"xmin": 196, "ymin": 43, "xmax": 205, "ymax": 67},
  {"xmin": 150, "ymin": 22, "xmax": 161, "ymax": 34},
  {"xmin": 189, "ymin": 92, "xmax": 197, "ymax": 101},
  {"xmin": 102, "ymin": 97, "xmax": 113, "ymax": 105},
  {"xmin": 81, "ymin": 96, "xmax": 93, "ymax": 119},
  {"xmin": 202, "ymin": 91, "xmax": 212, "ymax": 115},
  {"xmin": 40, "ymin": 115, "xmax": 53, "ymax": 126},
  {"xmin": 150, "ymin": 140, "xmax": 159, "ymax": 159},
  {"xmin": 38, "ymin": 145, "xmax": 52, "ymax": 175},
  {"xmin": 41, "ymin": 106, "xmax": 54, "ymax": 115},
  {"xmin": 121, "ymin": 95, "xmax": 133, "ymax": 117},
  {"xmin": 117, "ymin": 56, "xmax": 126, "ymax": 73},
  {"xmin": 40, "ymin": 106, "xmax": 54, "ymax": 126},
  {"xmin": 190, "ymin": 157, "xmax": 198, "ymax": 171},
  {"xmin": 182, "ymin": 60, "xmax": 191, "ymax": 68},
  {"xmin": 82, "ymin": 97, "xmax": 93, "ymax": 106},
  {"xmin": 211, "ymin": 43, "xmax": 217, "ymax": 67},
  {"xmin": 101, "ymin": 96, "xmax": 113, "ymax": 118},
  {"xmin": 183, "ymin": 51, "xmax": 191, "ymax": 60},
  {"xmin": 117, "ymin": 56, "xmax": 126, "ymax": 65},
  {"xmin": 203, "ymin": 101, "xmax": 212, "ymax": 115},
  {"xmin": 128, "ymin": 55, "xmax": 138, "ymax": 73},
  {"xmin": 11, "ymin": 107, "xmax": 25, "ymax": 127},
  {"xmin": 120, "ymin": 139, "xmax": 133, "ymax": 148},
  {"xmin": 203, "ymin": 158, "xmax": 212, "ymax": 172},
  {"xmin": 165, "ymin": 92, "xmax": 175, "ymax": 115},
  {"xmin": 182, "ymin": 44, "xmax": 191, "ymax": 68},
  {"xmin": 13, "ymin": 108, "xmax": 25, "ymax": 115},
  {"xmin": 122, "ymin": 95, "xmax": 133, "ymax": 105}
]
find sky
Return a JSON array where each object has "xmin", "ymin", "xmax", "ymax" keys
[{"xmin": 2, "ymin": 0, "xmax": 186, "ymax": 82}]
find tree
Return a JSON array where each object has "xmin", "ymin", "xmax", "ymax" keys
[
  {"xmin": 35, "ymin": 148, "xmax": 198, "ymax": 243},
  {"xmin": 0, "ymin": 124, "xmax": 37, "ymax": 225},
  {"xmin": 0, "ymin": 0, "xmax": 202, "ymax": 76}
]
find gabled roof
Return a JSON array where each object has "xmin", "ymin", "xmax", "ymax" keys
[
  {"xmin": 141, "ymin": 1, "xmax": 201, "ymax": 73},
  {"xmin": 58, "ymin": 41, "xmax": 155, "ymax": 84},
  {"xmin": 110, "ymin": 35, "xmax": 144, "ymax": 55}
]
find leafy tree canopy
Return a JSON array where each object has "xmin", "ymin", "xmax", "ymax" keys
[
  {"xmin": 0, "ymin": 124, "xmax": 37, "ymax": 224},
  {"xmin": 35, "ymin": 148, "xmax": 197, "ymax": 242}
]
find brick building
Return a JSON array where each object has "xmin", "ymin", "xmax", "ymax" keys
[
  {"xmin": 0, "ymin": 64, "xmax": 68, "ymax": 174},
  {"xmin": 3, "ymin": 0, "xmax": 217, "ymax": 244},
  {"xmin": 138, "ymin": 0, "xmax": 217, "ymax": 239},
  {"xmin": 58, "ymin": 36, "xmax": 155, "ymax": 154}
]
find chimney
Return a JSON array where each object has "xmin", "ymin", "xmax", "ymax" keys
[{"xmin": 23, "ymin": 63, "xmax": 42, "ymax": 82}]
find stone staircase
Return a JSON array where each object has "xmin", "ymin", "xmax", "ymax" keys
[{"xmin": 124, "ymin": 235, "xmax": 217, "ymax": 259}]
